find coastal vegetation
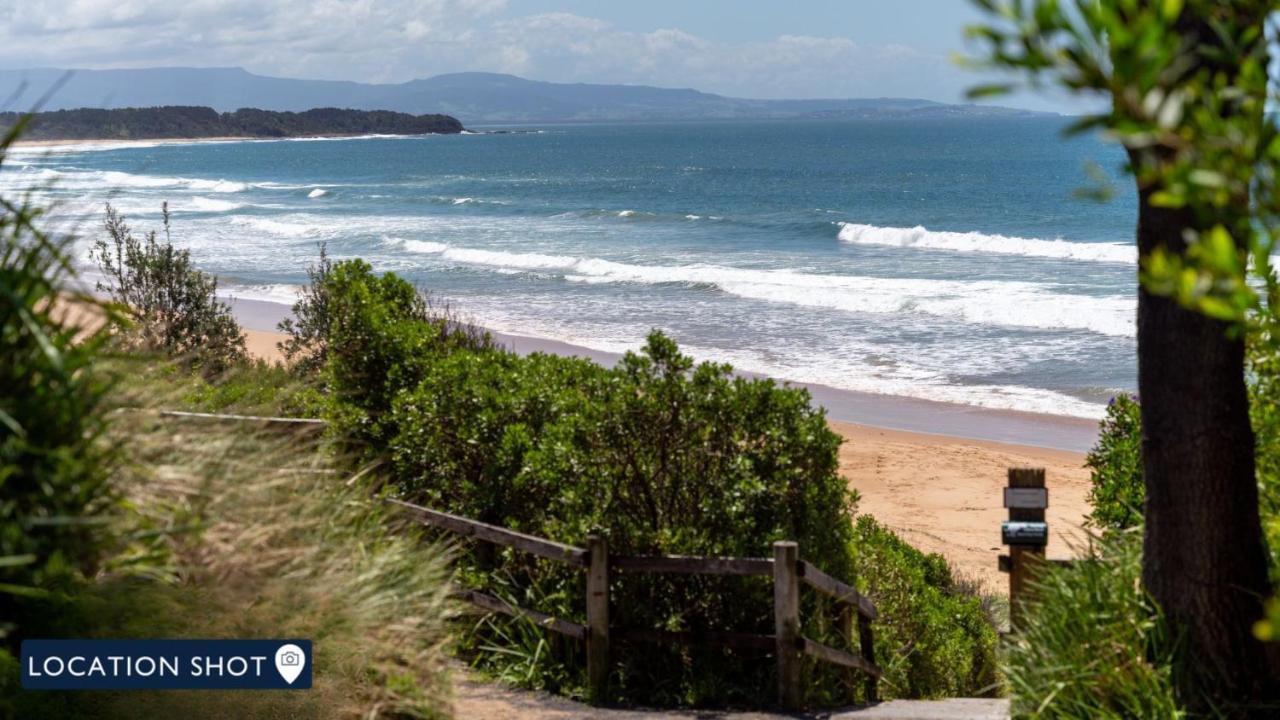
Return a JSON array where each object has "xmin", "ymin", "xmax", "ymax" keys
[
  {"xmin": 2, "ymin": 132, "xmax": 1001, "ymax": 713},
  {"xmin": 0, "ymin": 106, "xmax": 463, "ymax": 141},
  {"xmin": 0, "ymin": 128, "xmax": 453, "ymax": 718},
  {"xmin": 306, "ymin": 253, "xmax": 999, "ymax": 706},
  {"xmin": 92, "ymin": 203, "xmax": 246, "ymax": 373},
  {"xmin": 972, "ymin": 0, "xmax": 1280, "ymax": 715},
  {"xmin": 0, "ymin": 122, "xmax": 121, "ymax": 646}
]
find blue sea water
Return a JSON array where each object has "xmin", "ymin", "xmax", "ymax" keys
[{"xmin": 4, "ymin": 118, "xmax": 1138, "ymax": 418}]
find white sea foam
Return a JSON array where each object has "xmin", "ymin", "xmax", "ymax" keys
[
  {"xmin": 465, "ymin": 307, "xmax": 1108, "ymax": 419},
  {"xmin": 385, "ymin": 239, "xmax": 1133, "ymax": 337},
  {"xmin": 837, "ymin": 222, "xmax": 1135, "ymax": 263},
  {"xmin": 187, "ymin": 196, "xmax": 243, "ymax": 212},
  {"xmin": 0, "ymin": 167, "xmax": 249, "ymax": 193},
  {"xmin": 220, "ymin": 283, "xmax": 304, "ymax": 305},
  {"xmin": 389, "ymin": 237, "xmax": 449, "ymax": 254},
  {"xmin": 308, "ymin": 188, "xmax": 328, "ymax": 198},
  {"xmin": 230, "ymin": 216, "xmax": 321, "ymax": 238}
]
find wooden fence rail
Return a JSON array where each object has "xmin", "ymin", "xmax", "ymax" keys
[{"xmin": 387, "ymin": 497, "xmax": 881, "ymax": 709}]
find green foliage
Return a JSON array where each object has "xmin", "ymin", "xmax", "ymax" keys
[
  {"xmin": 850, "ymin": 516, "xmax": 999, "ymax": 700},
  {"xmin": 314, "ymin": 259, "xmax": 998, "ymax": 706},
  {"xmin": 2, "ymin": 358, "xmax": 455, "ymax": 719},
  {"xmin": 1002, "ymin": 531, "xmax": 1184, "ymax": 719},
  {"xmin": 1085, "ymin": 394, "xmax": 1144, "ymax": 532},
  {"xmin": 0, "ymin": 126, "xmax": 120, "ymax": 646},
  {"xmin": 322, "ymin": 258, "xmax": 493, "ymax": 455},
  {"xmin": 92, "ymin": 203, "xmax": 246, "ymax": 373},
  {"xmin": 277, "ymin": 242, "xmax": 334, "ymax": 375}
]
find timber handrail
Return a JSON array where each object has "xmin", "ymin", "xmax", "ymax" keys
[
  {"xmin": 386, "ymin": 499, "xmax": 881, "ymax": 709},
  {"xmin": 798, "ymin": 561, "xmax": 878, "ymax": 620},
  {"xmin": 158, "ymin": 410, "xmax": 328, "ymax": 426},
  {"xmin": 451, "ymin": 589, "xmax": 587, "ymax": 640},
  {"xmin": 387, "ymin": 498, "xmax": 589, "ymax": 566},
  {"xmin": 612, "ymin": 555, "xmax": 773, "ymax": 576},
  {"xmin": 799, "ymin": 637, "xmax": 883, "ymax": 678}
]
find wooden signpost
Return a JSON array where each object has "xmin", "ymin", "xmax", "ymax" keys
[{"xmin": 998, "ymin": 467, "xmax": 1048, "ymax": 627}]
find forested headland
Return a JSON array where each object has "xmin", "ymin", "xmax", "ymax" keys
[{"xmin": 0, "ymin": 105, "xmax": 464, "ymax": 140}]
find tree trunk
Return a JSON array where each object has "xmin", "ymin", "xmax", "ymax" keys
[{"xmin": 1133, "ymin": 184, "xmax": 1279, "ymax": 711}]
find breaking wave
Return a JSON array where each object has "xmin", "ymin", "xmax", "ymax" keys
[
  {"xmin": 386, "ymin": 239, "xmax": 1133, "ymax": 337},
  {"xmin": 837, "ymin": 222, "xmax": 1135, "ymax": 263}
]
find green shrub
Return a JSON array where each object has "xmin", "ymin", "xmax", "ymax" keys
[
  {"xmin": 1084, "ymin": 394, "xmax": 1144, "ymax": 531},
  {"xmin": 277, "ymin": 242, "xmax": 334, "ymax": 375},
  {"xmin": 1249, "ymin": 311, "xmax": 1280, "ymax": 577},
  {"xmin": 1003, "ymin": 531, "xmax": 1183, "ymax": 719},
  {"xmin": 91, "ymin": 203, "xmax": 245, "ymax": 373},
  {"xmin": 322, "ymin": 259, "xmax": 493, "ymax": 455},
  {"xmin": 316, "ymin": 260, "xmax": 998, "ymax": 707},
  {"xmin": 850, "ymin": 517, "xmax": 999, "ymax": 700},
  {"xmin": 0, "ymin": 127, "xmax": 120, "ymax": 646},
  {"xmin": 1084, "ymin": 333, "xmax": 1280, "ymax": 560}
]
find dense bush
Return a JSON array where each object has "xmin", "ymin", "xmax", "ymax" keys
[
  {"xmin": 850, "ymin": 517, "xmax": 999, "ymax": 700},
  {"xmin": 277, "ymin": 243, "xmax": 334, "ymax": 375},
  {"xmin": 311, "ymin": 258, "xmax": 998, "ymax": 706},
  {"xmin": 322, "ymin": 259, "xmax": 493, "ymax": 455},
  {"xmin": 1084, "ymin": 394, "xmax": 1143, "ymax": 531},
  {"xmin": 92, "ymin": 203, "xmax": 246, "ymax": 373},
  {"xmin": 0, "ymin": 128, "xmax": 120, "ymax": 652},
  {"xmin": 1018, "ymin": 319, "xmax": 1280, "ymax": 713},
  {"xmin": 1083, "ymin": 334, "xmax": 1280, "ymax": 550}
]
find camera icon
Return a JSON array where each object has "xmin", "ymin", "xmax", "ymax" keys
[{"xmin": 280, "ymin": 651, "xmax": 300, "ymax": 666}]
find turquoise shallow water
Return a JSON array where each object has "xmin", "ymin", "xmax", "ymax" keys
[{"xmin": 4, "ymin": 118, "xmax": 1137, "ymax": 417}]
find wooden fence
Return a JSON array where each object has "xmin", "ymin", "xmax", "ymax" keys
[{"xmin": 386, "ymin": 498, "xmax": 881, "ymax": 709}]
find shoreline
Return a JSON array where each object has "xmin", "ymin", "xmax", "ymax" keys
[
  {"xmin": 227, "ymin": 295, "xmax": 1092, "ymax": 592},
  {"xmin": 227, "ymin": 295, "xmax": 1100, "ymax": 453}
]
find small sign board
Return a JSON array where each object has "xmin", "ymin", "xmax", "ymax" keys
[
  {"xmin": 1004, "ymin": 487, "xmax": 1048, "ymax": 509},
  {"xmin": 1002, "ymin": 521, "xmax": 1048, "ymax": 546}
]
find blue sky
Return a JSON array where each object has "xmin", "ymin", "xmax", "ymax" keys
[{"xmin": 0, "ymin": 1, "xmax": 1076, "ymax": 112}]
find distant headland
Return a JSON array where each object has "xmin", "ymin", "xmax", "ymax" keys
[
  {"xmin": 0, "ymin": 68, "xmax": 1056, "ymax": 124},
  {"xmin": 0, "ymin": 106, "xmax": 464, "ymax": 141}
]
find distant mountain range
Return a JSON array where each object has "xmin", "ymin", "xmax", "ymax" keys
[{"xmin": 0, "ymin": 67, "xmax": 1053, "ymax": 125}]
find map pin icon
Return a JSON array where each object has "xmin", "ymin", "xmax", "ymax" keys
[{"xmin": 274, "ymin": 643, "xmax": 306, "ymax": 685}]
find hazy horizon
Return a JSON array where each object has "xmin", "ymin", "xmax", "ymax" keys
[{"xmin": 0, "ymin": 1, "xmax": 1088, "ymax": 114}]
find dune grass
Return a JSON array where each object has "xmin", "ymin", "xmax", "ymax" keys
[{"xmin": 10, "ymin": 356, "xmax": 456, "ymax": 719}]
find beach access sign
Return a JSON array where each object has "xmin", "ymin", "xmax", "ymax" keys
[{"xmin": 21, "ymin": 639, "xmax": 312, "ymax": 690}]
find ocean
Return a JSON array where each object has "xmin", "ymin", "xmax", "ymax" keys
[{"xmin": 4, "ymin": 118, "xmax": 1137, "ymax": 419}]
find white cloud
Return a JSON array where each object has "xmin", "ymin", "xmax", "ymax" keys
[{"xmin": 0, "ymin": 1, "xmax": 990, "ymax": 102}]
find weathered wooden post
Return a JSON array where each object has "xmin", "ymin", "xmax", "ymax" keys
[
  {"xmin": 773, "ymin": 541, "xmax": 801, "ymax": 709},
  {"xmin": 585, "ymin": 533, "xmax": 610, "ymax": 704},
  {"xmin": 998, "ymin": 467, "xmax": 1048, "ymax": 628},
  {"xmin": 857, "ymin": 612, "xmax": 878, "ymax": 702},
  {"xmin": 838, "ymin": 605, "xmax": 855, "ymax": 696}
]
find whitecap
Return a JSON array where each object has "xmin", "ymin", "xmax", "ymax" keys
[{"xmin": 837, "ymin": 222, "xmax": 1135, "ymax": 263}]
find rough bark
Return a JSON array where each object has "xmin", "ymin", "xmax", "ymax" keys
[
  {"xmin": 1120, "ymin": 7, "xmax": 1280, "ymax": 712},
  {"xmin": 1133, "ymin": 184, "xmax": 1279, "ymax": 711}
]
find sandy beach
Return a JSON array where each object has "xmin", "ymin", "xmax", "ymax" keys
[{"xmin": 229, "ymin": 297, "xmax": 1094, "ymax": 593}]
